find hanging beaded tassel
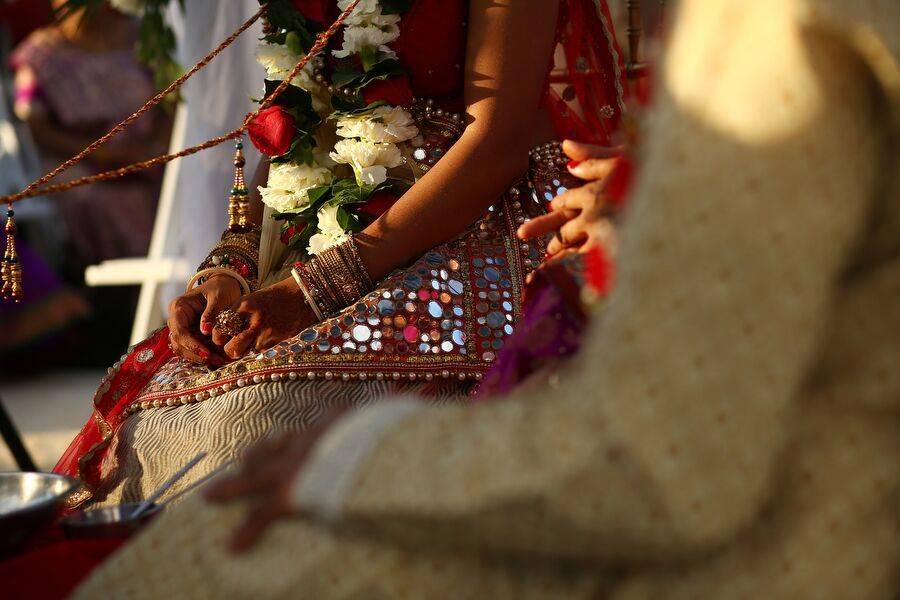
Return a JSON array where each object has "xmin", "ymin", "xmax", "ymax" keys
[
  {"xmin": 1, "ymin": 204, "xmax": 23, "ymax": 302},
  {"xmin": 227, "ymin": 139, "xmax": 252, "ymax": 233}
]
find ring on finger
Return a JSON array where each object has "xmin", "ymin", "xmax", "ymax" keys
[{"xmin": 215, "ymin": 309, "xmax": 247, "ymax": 337}]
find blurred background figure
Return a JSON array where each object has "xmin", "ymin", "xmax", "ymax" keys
[
  {"xmin": 11, "ymin": 0, "xmax": 169, "ymax": 269},
  {"xmin": 1, "ymin": 0, "xmax": 173, "ymax": 369},
  {"xmin": 0, "ymin": 0, "xmax": 262, "ymax": 470},
  {"xmin": 0, "ymin": 0, "xmax": 171, "ymax": 470},
  {"xmin": 0, "ymin": 1, "xmax": 93, "ymax": 372}
]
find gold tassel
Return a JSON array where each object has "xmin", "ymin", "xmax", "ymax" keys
[
  {"xmin": 2, "ymin": 204, "xmax": 22, "ymax": 302},
  {"xmin": 227, "ymin": 139, "xmax": 252, "ymax": 233}
]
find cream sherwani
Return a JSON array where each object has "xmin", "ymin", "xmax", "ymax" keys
[{"xmin": 75, "ymin": 0, "xmax": 900, "ymax": 597}]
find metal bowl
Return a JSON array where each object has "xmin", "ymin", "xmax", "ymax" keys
[
  {"xmin": 0, "ymin": 471, "xmax": 80, "ymax": 556},
  {"xmin": 60, "ymin": 502, "xmax": 162, "ymax": 539}
]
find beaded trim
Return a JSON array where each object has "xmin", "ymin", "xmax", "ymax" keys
[{"xmin": 124, "ymin": 369, "xmax": 485, "ymax": 414}]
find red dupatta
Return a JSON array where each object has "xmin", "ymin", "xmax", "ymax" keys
[
  {"xmin": 54, "ymin": 329, "xmax": 174, "ymax": 507},
  {"xmin": 545, "ymin": 0, "xmax": 628, "ymax": 146}
]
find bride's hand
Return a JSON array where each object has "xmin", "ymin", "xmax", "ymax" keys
[
  {"xmin": 212, "ymin": 276, "xmax": 317, "ymax": 360},
  {"xmin": 167, "ymin": 274, "xmax": 242, "ymax": 366}
]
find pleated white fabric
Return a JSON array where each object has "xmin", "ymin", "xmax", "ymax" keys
[{"xmin": 90, "ymin": 379, "xmax": 472, "ymax": 506}]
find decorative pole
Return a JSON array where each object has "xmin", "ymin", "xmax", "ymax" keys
[{"xmin": 626, "ymin": 0, "xmax": 642, "ymax": 79}]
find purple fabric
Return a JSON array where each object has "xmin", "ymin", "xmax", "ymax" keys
[
  {"xmin": 10, "ymin": 31, "xmax": 156, "ymax": 135},
  {"xmin": 0, "ymin": 237, "xmax": 67, "ymax": 319},
  {"xmin": 475, "ymin": 254, "xmax": 589, "ymax": 400}
]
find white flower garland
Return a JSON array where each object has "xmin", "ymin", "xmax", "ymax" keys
[{"xmin": 256, "ymin": 0, "xmax": 418, "ymax": 256}]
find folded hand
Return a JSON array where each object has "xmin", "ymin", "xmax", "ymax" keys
[
  {"xmin": 211, "ymin": 276, "xmax": 317, "ymax": 360},
  {"xmin": 166, "ymin": 275, "xmax": 242, "ymax": 366}
]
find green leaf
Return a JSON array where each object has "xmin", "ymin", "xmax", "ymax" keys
[
  {"xmin": 305, "ymin": 185, "xmax": 333, "ymax": 205},
  {"xmin": 264, "ymin": 31, "xmax": 289, "ymax": 45},
  {"xmin": 263, "ymin": 0, "xmax": 306, "ymax": 32},
  {"xmin": 360, "ymin": 47, "xmax": 379, "ymax": 72},
  {"xmin": 331, "ymin": 67, "xmax": 366, "ymax": 90},
  {"xmin": 269, "ymin": 134, "xmax": 310, "ymax": 164},
  {"xmin": 330, "ymin": 93, "xmax": 367, "ymax": 114},
  {"xmin": 284, "ymin": 30, "xmax": 304, "ymax": 56},
  {"xmin": 336, "ymin": 207, "xmax": 362, "ymax": 233},
  {"xmin": 355, "ymin": 61, "xmax": 407, "ymax": 91},
  {"xmin": 379, "ymin": 0, "xmax": 413, "ymax": 15},
  {"xmin": 293, "ymin": 221, "xmax": 317, "ymax": 253},
  {"xmin": 363, "ymin": 48, "xmax": 397, "ymax": 72}
]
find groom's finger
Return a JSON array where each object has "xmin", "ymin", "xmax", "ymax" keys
[
  {"xmin": 568, "ymin": 157, "xmax": 619, "ymax": 181},
  {"xmin": 229, "ymin": 502, "xmax": 286, "ymax": 552},
  {"xmin": 205, "ymin": 464, "xmax": 278, "ymax": 501},
  {"xmin": 562, "ymin": 139, "xmax": 622, "ymax": 161},
  {"xmin": 517, "ymin": 211, "xmax": 572, "ymax": 240}
]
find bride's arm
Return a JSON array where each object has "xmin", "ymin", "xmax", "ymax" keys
[{"xmin": 355, "ymin": 0, "xmax": 561, "ymax": 282}]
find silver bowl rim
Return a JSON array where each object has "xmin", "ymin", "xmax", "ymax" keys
[
  {"xmin": 61, "ymin": 502, "xmax": 163, "ymax": 527},
  {"xmin": 0, "ymin": 471, "xmax": 80, "ymax": 519}
]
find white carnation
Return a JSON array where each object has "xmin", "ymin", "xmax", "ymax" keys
[
  {"xmin": 110, "ymin": 0, "xmax": 145, "ymax": 15},
  {"xmin": 258, "ymin": 163, "xmax": 332, "ymax": 213},
  {"xmin": 332, "ymin": 24, "xmax": 400, "ymax": 59},
  {"xmin": 317, "ymin": 204, "xmax": 346, "ymax": 237},
  {"xmin": 307, "ymin": 205, "xmax": 351, "ymax": 255},
  {"xmin": 255, "ymin": 43, "xmax": 320, "ymax": 92},
  {"xmin": 330, "ymin": 139, "xmax": 403, "ymax": 185},
  {"xmin": 337, "ymin": 0, "xmax": 401, "ymax": 26},
  {"xmin": 335, "ymin": 106, "xmax": 418, "ymax": 143},
  {"xmin": 345, "ymin": 11, "xmax": 401, "ymax": 29},
  {"xmin": 337, "ymin": 0, "xmax": 380, "ymax": 14}
]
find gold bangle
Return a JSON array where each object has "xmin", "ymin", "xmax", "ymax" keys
[{"xmin": 186, "ymin": 267, "xmax": 251, "ymax": 295}]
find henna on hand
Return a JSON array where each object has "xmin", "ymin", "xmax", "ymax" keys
[{"xmin": 214, "ymin": 276, "xmax": 317, "ymax": 361}]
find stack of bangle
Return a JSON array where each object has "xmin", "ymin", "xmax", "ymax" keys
[
  {"xmin": 191, "ymin": 225, "xmax": 261, "ymax": 293},
  {"xmin": 291, "ymin": 237, "xmax": 374, "ymax": 320}
]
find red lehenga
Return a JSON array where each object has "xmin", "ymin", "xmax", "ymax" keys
[{"xmin": 55, "ymin": 0, "xmax": 627, "ymax": 508}]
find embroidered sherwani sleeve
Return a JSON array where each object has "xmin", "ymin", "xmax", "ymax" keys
[{"xmin": 293, "ymin": 0, "xmax": 887, "ymax": 561}]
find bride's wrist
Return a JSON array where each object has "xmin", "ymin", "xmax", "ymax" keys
[
  {"xmin": 289, "ymin": 237, "xmax": 375, "ymax": 321},
  {"xmin": 205, "ymin": 272, "xmax": 242, "ymax": 294}
]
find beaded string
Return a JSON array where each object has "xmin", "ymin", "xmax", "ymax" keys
[
  {"xmin": 1, "ymin": 206, "xmax": 20, "ymax": 301},
  {"xmin": 0, "ymin": 0, "xmax": 362, "ymax": 301}
]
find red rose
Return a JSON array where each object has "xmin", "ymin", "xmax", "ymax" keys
[
  {"xmin": 359, "ymin": 191, "xmax": 399, "ymax": 221},
  {"xmin": 280, "ymin": 222, "xmax": 306, "ymax": 246},
  {"xmin": 247, "ymin": 106, "xmax": 296, "ymax": 157},
  {"xmin": 291, "ymin": 0, "xmax": 330, "ymax": 26},
  {"xmin": 362, "ymin": 76, "xmax": 414, "ymax": 107}
]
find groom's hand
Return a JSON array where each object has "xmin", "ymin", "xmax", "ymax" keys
[{"xmin": 204, "ymin": 406, "xmax": 350, "ymax": 552}]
